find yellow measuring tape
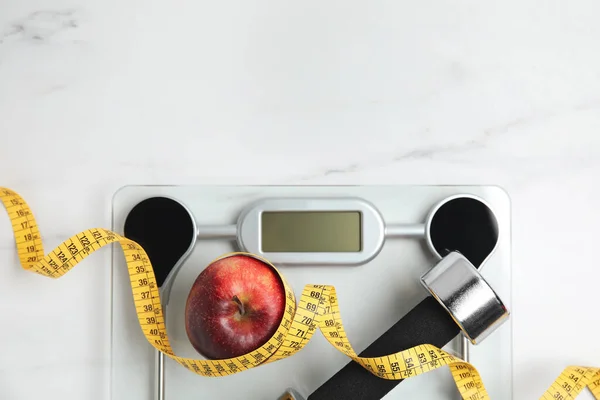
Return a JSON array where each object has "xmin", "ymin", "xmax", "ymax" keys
[{"xmin": 1, "ymin": 187, "xmax": 598, "ymax": 399}]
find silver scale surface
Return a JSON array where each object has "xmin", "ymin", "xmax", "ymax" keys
[{"xmin": 110, "ymin": 185, "xmax": 512, "ymax": 400}]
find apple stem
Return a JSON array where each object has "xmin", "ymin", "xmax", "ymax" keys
[{"xmin": 232, "ymin": 295, "xmax": 245, "ymax": 316}]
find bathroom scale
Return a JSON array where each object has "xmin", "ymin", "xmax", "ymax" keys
[{"xmin": 109, "ymin": 185, "xmax": 512, "ymax": 400}]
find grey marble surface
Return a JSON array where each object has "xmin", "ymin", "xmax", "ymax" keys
[{"xmin": 1, "ymin": 1, "xmax": 599, "ymax": 399}]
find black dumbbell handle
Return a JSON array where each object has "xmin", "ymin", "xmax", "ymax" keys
[{"xmin": 307, "ymin": 296, "xmax": 460, "ymax": 400}]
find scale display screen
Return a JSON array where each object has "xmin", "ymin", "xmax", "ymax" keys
[
  {"xmin": 236, "ymin": 197, "xmax": 385, "ymax": 265},
  {"xmin": 260, "ymin": 211, "xmax": 362, "ymax": 252}
]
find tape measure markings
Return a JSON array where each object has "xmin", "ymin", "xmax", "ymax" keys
[
  {"xmin": 1, "ymin": 187, "xmax": 598, "ymax": 400},
  {"xmin": 540, "ymin": 367, "xmax": 600, "ymax": 400}
]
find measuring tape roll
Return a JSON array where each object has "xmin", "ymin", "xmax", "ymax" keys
[{"xmin": 1, "ymin": 187, "xmax": 598, "ymax": 400}]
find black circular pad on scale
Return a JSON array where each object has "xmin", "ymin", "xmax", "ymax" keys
[
  {"xmin": 429, "ymin": 196, "xmax": 499, "ymax": 268},
  {"xmin": 123, "ymin": 197, "xmax": 195, "ymax": 288},
  {"xmin": 307, "ymin": 195, "xmax": 500, "ymax": 400}
]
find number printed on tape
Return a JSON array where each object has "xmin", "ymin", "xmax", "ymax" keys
[{"xmin": 1, "ymin": 187, "xmax": 599, "ymax": 400}]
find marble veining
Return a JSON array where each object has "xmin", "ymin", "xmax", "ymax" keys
[{"xmin": 1, "ymin": 10, "xmax": 79, "ymax": 44}]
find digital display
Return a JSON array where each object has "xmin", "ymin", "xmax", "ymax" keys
[{"xmin": 260, "ymin": 211, "xmax": 362, "ymax": 253}]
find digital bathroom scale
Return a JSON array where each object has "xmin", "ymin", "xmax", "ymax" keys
[{"xmin": 109, "ymin": 185, "xmax": 512, "ymax": 400}]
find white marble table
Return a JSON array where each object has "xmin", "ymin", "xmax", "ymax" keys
[{"xmin": 1, "ymin": 1, "xmax": 599, "ymax": 399}]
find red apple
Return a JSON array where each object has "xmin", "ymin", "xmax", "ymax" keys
[{"xmin": 184, "ymin": 254, "xmax": 286, "ymax": 360}]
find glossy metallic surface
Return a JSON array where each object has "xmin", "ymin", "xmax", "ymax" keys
[{"xmin": 420, "ymin": 252, "xmax": 509, "ymax": 345}]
